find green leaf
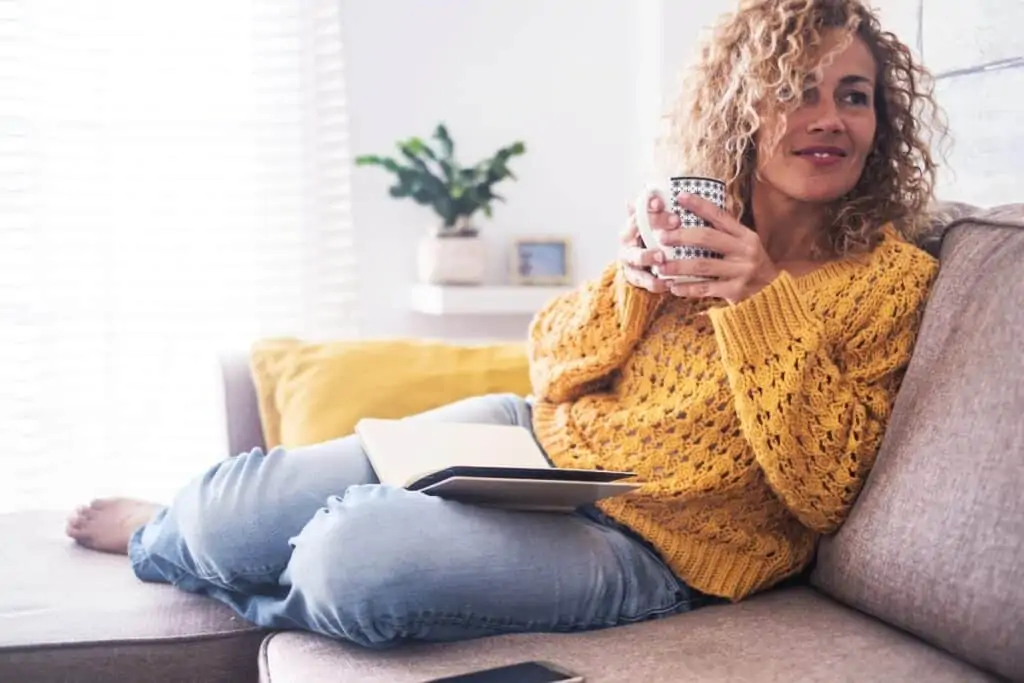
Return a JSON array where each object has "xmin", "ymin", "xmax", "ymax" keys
[
  {"xmin": 356, "ymin": 125, "xmax": 526, "ymax": 226},
  {"xmin": 353, "ymin": 154, "xmax": 379, "ymax": 165},
  {"xmin": 439, "ymin": 159, "xmax": 455, "ymax": 183},
  {"xmin": 399, "ymin": 145, "xmax": 434, "ymax": 175},
  {"xmin": 405, "ymin": 137, "xmax": 430, "ymax": 157},
  {"xmin": 355, "ymin": 154, "xmax": 403, "ymax": 174},
  {"xmin": 434, "ymin": 124, "xmax": 454, "ymax": 160}
]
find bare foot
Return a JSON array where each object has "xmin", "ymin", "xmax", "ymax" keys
[{"xmin": 66, "ymin": 498, "xmax": 162, "ymax": 555}]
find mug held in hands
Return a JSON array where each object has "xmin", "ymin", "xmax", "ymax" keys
[{"xmin": 633, "ymin": 176, "xmax": 726, "ymax": 283}]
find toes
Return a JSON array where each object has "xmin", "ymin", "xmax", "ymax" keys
[
  {"xmin": 70, "ymin": 531, "xmax": 96, "ymax": 547},
  {"xmin": 67, "ymin": 513, "xmax": 90, "ymax": 528},
  {"xmin": 65, "ymin": 521, "xmax": 88, "ymax": 539},
  {"xmin": 65, "ymin": 519, "xmax": 99, "ymax": 545},
  {"xmin": 66, "ymin": 507, "xmax": 88, "ymax": 526}
]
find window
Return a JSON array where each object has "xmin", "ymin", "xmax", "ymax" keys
[{"xmin": 0, "ymin": 0, "xmax": 356, "ymax": 512}]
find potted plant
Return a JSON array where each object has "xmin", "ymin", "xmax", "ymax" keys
[{"xmin": 355, "ymin": 124, "xmax": 526, "ymax": 285}]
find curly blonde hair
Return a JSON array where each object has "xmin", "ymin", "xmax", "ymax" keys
[{"xmin": 659, "ymin": 0, "xmax": 948, "ymax": 256}]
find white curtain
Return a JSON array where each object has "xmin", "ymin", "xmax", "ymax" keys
[{"xmin": 0, "ymin": 0, "xmax": 357, "ymax": 512}]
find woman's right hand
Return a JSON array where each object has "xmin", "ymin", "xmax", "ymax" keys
[{"xmin": 619, "ymin": 194, "xmax": 679, "ymax": 294}]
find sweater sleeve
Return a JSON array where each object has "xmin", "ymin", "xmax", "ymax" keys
[
  {"xmin": 706, "ymin": 252, "xmax": 937, "ymax": 534},
  {"xmin": 527, "ymin": 262, "xmax": 666, "ymax": 403}
]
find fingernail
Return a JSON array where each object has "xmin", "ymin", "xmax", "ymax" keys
[{"xmin": 654, "ymin": 252, "xmax": 665, "ymax": 263}]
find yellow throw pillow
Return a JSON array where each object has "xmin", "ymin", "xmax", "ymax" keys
[{"xmin": 250, "ymin": 338, "xmax": 532, "ymax": 449}]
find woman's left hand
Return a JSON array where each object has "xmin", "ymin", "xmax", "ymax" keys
[{"xmin": 656, "ymin": 193, "xmax": 780, "ymax": 304}]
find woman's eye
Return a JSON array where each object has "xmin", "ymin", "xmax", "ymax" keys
[{"xmin": 842, "ymin": 91, "xmax": 871, "ymax": 106}]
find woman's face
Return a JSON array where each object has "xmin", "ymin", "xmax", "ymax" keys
[{"xmin": 756, "ymin": 32, "xmax": 879, "ymax": 205}]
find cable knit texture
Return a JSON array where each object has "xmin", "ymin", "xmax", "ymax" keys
[{"xmin": 528, "ymin": 226, "xmax": 938, "ymax": 602}]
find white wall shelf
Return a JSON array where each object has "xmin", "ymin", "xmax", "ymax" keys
[{"xmin": 410, "ymin": 284, "xmax": 572, "ymax": 316}]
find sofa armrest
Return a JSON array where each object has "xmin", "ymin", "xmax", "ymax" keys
[{"xmin": 218, "ymin": 351, "xmax": 266, "ymax": 457}]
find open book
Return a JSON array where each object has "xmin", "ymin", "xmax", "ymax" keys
[{"xmin": 354, "ymin": 418, "xmax": 639, "ymax": 512}]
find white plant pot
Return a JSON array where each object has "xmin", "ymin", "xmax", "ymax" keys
[{"xmin": 417, "ymin": 232, "xmax": 486, "ymax": 285}]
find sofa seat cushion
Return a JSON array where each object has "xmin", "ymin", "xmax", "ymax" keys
[
  {"xmin": 0, "ymin": 510, "xmax": 266, "ymax": 683},
  {"xmin": 257, "ymin": 587, "xmax": 994, "ymax": 683}
]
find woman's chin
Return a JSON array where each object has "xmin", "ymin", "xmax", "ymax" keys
[{"xmin": 792, "ymin": 183, "xmax": 858, "ymax": 205}]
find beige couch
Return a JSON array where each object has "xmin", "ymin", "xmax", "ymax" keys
[{"xmin": 2, "ymin": 203, "xmax": 1021, "ymax": 683}]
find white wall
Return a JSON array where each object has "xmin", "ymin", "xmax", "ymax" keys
[
  {"xmin": 342, "ymin": 0, "xmax": 1021, "ymax": 343},
  {"xmin": 340, "ymin": 0, "xmax": 732, "ymax": 342},
  {"xmin": 868, "ymin": 0, "xmax": 1024, "ymax": 207}
]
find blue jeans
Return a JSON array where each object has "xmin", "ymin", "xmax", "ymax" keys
[{"xmin": 128, "ymin": 393, "xmax": 705, "ymax": 647}]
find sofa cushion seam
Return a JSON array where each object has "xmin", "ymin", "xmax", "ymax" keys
[
  {"xmin": 259, "ymin": 632, "xmax": 276, "ymax": 683},
  {"xmin": 364, "ymin": 596, "xmax": 692, "ymax": 637},
  {"xmin": 0, "ymin": 628, "xmax": 267, "ymax": 654}
]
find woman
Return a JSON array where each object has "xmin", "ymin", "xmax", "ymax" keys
[{"xmin": 67, "ymin": 0, "xmax": 944, "ymax": 647}]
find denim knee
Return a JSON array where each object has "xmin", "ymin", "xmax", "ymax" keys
[
  {"xmin": 168, "ymin": 451, "xmax": 293, "ymax": 584},
  {"xmin": 171, "ymin": 499, "xmax": 262, "ymax": 583},
  {"xmin": 285, "ymin": 485, "xmax": 445, "ymax": 646}
]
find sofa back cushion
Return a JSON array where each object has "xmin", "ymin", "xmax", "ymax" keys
[{"xmin": 812, "ymin": 207, "xmax": 1024, "ymax": 682}]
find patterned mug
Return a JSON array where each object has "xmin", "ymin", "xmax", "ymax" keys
[{"xmin": 633, "ymin": 176, "xmax": 726, "ymax": 282}]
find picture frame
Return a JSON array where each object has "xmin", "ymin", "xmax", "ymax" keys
[{"xmin": 510, "ymin": 237, "xmax": 573, "ymax": 286}]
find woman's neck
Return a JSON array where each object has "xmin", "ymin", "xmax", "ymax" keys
[{"xmin": 749, "ymin": 182, "xmax": 829, "ymax": 263}]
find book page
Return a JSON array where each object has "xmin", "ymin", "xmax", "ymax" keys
[{"xmin": 354, "ymin": 419, "xmax": 551, "ymax": 487}]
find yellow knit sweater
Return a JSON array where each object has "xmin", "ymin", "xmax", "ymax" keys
[{"xmin": 528, "ymin": 227, "xmax": 938, "ymax": 602}]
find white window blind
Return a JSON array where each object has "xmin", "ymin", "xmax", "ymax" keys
[{"xmin": 0, "ymin": 0, "xmax": 356, "ymax": 513}]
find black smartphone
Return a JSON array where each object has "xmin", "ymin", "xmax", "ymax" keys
[{"xmin": 423, "ymin": 660, "xmax": 584, "ymax": 683}]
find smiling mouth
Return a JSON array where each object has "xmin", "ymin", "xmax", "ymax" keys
[{"xmin": 794, "ymin": 147, "xmax": 848, "ymax": 159}]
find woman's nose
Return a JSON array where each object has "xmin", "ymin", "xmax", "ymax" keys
[{"xmin": 807, "ymin": 101, "xmax": 846, "ymax": 134}]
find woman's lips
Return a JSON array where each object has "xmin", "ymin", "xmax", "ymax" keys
[{"xmin": 794, "ymin": 147, "xmax": 847, "ymax": 167}]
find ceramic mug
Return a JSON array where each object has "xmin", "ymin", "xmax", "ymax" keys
[{"xmin": 633, "ymin": 176, "xmax": 727, "ymax": 282}]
